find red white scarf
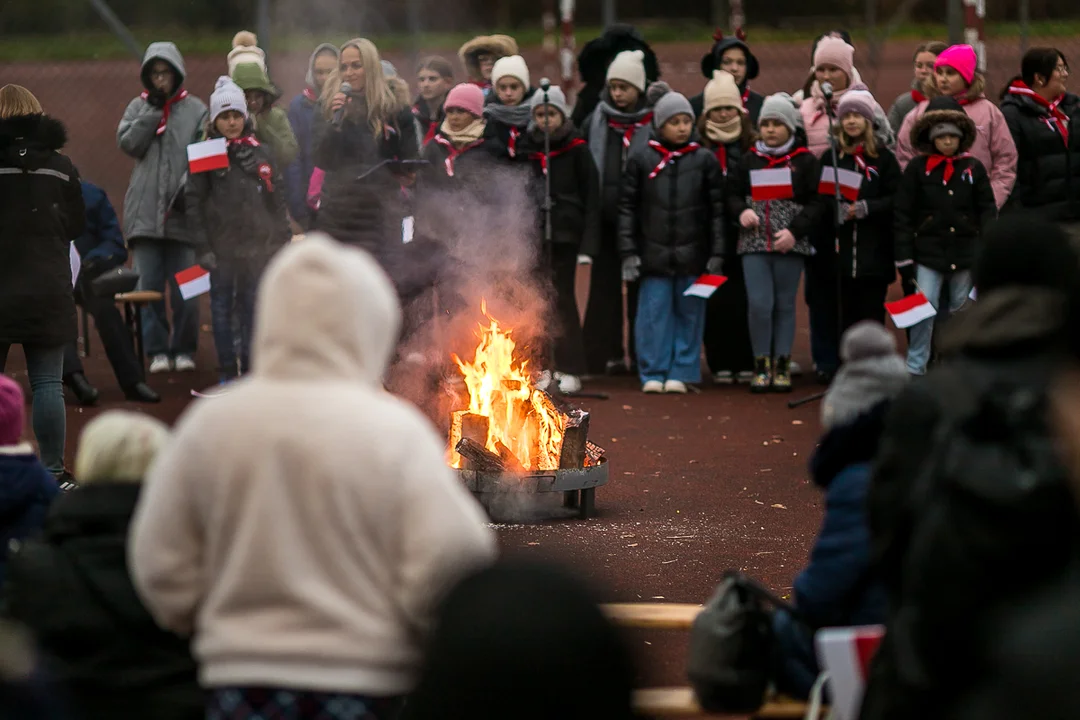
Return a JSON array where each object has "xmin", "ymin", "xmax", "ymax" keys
[
  {"xmin": 713, "ymin": 145, "xmax": 728, "ymax": 176},
  {"xmin": 507, "ymin": 127, "xmax": 521, "ymax": 158},
  {"xmin": 433, "ymin": 134, "xmax": 485, "ymax": 177},
  {"xmin": 751, "ymin": 145, "xmax": 811, "ymax": 168},
  {"xmin": 1007, "ymin": 79, "xmax": 1070, "ymax": 147},
  {"xmin": 925, "ymin": 152, "xmax": 974, "ymax": 184},
  {"xmin": 529, "ymin": 138, "xmax": 588, "ymax": 175},
  {"xmin": 911, "ymin": 88, "xmax": 927, "ymax": 104},
  {"xmin": 140, "ymin": 88, "xmax": 188, "ymax": 136},
  {"xmin": 848, "ymin": 145, "xmax": 879, "ymax": 180},
  {"xmin": 227, "ymin": 135, "xmax": 260, "ymax": 148},
  {"xmin": 224, "ymin": 136, "xmax": 275, "ymax": 192},
  {"xmin": 647, "ymin": 140, "xmax": 701, "ymax": 178},
  {"xmin": 608, "ymin": 113, "xmax": 654, "ymax": 149},
  {"xmin": 303, "ymin": 87, "xmax": 318, "ymax": 103}
]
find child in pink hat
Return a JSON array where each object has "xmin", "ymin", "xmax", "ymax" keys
[{"xmin": 421, "ymin": 83, "xmax": 499, "ymax": 187}]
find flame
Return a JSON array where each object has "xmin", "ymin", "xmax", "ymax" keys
[{"xmin": 449, "ymin": 301, "xmax": 566, "ymax": 471}]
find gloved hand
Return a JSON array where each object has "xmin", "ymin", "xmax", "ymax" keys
[
  {"xmin": 622, "ymin": 255, "xmax": 641, "ymax": 283},
  {"xmin": 146, "ymin": 89, "xmax": 168, "ymax": 108},
  {"xmin": 706, "ymin": 257, "xmax": 725, "ymax": 276},
  {"xmin": 577, "ymin": 254, "xmax": 593, "ymax": 265},
  {"xmin": 854, "ymin": 200, "xmax": 869, "ymax": 220},
  {"xmin": 197, "ymin": 252, "xmax": 218, "ymax": 271},
  {"xmin": 898, "ymin": 264, "xmax": 917, "ymax": 296},
  {"xmin": 773, "ymin": 229, "xmax": 796, "ymax": 253},
  {"xmin": 80, "ymin": 256, "xmax": 109, "ymax": 280},
  {"xmin": 739, "ymin": 209, "xmax": 760, "ymax": 229}
]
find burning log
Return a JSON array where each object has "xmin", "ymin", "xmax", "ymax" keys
[
  {"xmin": 455, "ymin": 438, "xmax": 507, "ymax": 473},
  {"xmin": 585, "ymin": 441, "xmax": 606, "ymax": 466},
  {"xmin": 495, "ymin": 440, "xmax": 526, "ymax": 473},
  {"xmin": 460, "ymin": 413, "xmax": 490, "ymax": 445},
  {"xmin": 559, "ymin": 409, "xmax": 591, "ymax": 470}
]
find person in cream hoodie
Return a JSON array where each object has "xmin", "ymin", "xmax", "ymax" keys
[{"xmin": 128, "ymin": 234, "xmax": 497, "ymax": 718}]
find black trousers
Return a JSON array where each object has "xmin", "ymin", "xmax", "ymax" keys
[
  {"xmin": 582, "ymin": 231, "xmax": 638, "ymax": 374},
  {"xmin": 704, "ymin": 255, "xmax": 754, "ymax": 374},
  {"xmin": 840, "ymin": 275, "xmax": 890, "ymax": 335},
  {"xmin": 547, "ymin": 244, "xmax": 587, "ymax": 376},
  {"xmin": 805, "ymin": 252, "xmax": 841, "ymax": 374},
  {"xmin": 63, "ymin": 274, "xmax": 143, "ymax": 390}
]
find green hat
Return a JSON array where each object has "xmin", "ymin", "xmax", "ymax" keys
[{"xmin": 231, "ymin": 61, "xmax": 280, "ymax": 101}]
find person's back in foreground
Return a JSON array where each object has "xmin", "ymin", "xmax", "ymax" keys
[
  {"xmin": 128, "ymin": 234, "xmax": 497, "ymax": 718},
  {"xmin": 860, "ymin": 215, "xmax": 1080, "ymax": 720}
]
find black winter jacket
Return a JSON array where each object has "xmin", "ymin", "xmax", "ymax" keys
[
  {"xmin": 186, "ymin": 133, "xmax": 290, "ymax": 268},
  {"xmin": 819, "ymin": 147, "xmax": 903, "ymax": 280},
  {"xmin": 618, "ymin": 136, "xmax": 726, "ymax": 277},
  {"xmin": 413, "ymin": 96, "xmax": 444, "ymax": 146},
  {"xmin": 516, "ymin": 127, "xmax": 602, "ymax": 256},
  {"xmin": 690, "ymin": 86, "xmax": 765, "ymax": 127},
  {"xmin": 894, "ymin": 154, "xmax": 997, "ymax": 273},
  {"xmin": 420, "ymin": 130, "xmax": 503, "ymax": 195},
  {"xmin": 4, "ymin": 483, "xmax": 202, "ymax": 720},
  {"xmin": 583, "ymin": 98, "xmax": 654, "ymax": 232},
  {"xmin": 699, "ymin": 138, "xmax": 746, "ymax": 260},
  {"xmin": 1001, "ymin": 91, "xmax": 1080, "ymax": 222},
  {"xmin": 0, "ymin": 114, "xmax": 84, "ymax": 347}
]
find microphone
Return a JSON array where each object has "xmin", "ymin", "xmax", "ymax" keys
[
  {"xmin": 540, "ymin": 77, "xmax": 551, "ymax": 92},
  {"xmin": 332, "ymin": 82, "xmax": 352, "ymax": 126},
  {"xmin": 821, "ymin": 81, "xmax": 834, "ymax": 101}
]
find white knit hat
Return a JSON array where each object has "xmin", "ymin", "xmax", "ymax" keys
[
  {"xmin": 210, "ymin": 76, "xmax": 248, "ymax": 123},
  {"xmin": 606, "ymin": 50, "xmax": 647, "ymax": 92},
  {"xmin": 227, "ymin": 30, "xmax": 266, "ymax": 76},
  {"xmin": 491, "ymin": 55, "xmax": 530, "ymax": 89}
]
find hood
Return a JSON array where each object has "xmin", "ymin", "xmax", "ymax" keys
[
  {"xmin": 940, "ymin": 287, "xmax": 1068, "ymax": 358},
  {"xmin": 810, "ymin": 401, "xmax": 890, "ymax": 489},
  {"xmin": 0, "ymin": 114, "xmax": 67, "ymax": 168},
  {"xmin": 458, "ymin": 35, "xmax": 519, "ymax": 81},
  {"xmin": 232, "ymin": 61, "xmax": 281, "ymax": 102},
  {"xmin": 700, "ymin": 33, "xmax": 759, "ymax": 81},
  {"xmin": 140, "ymin": 41, "xmax": 186, "ymax": 94},
  {"xmin": 912, "ymin": 102, "xmax": 978, "ymax": 154},
  {"xmin": 0, "ymin": 451, "xmax": 57, "ymax": 517},
  {"xmin": 252, "ymin": 234, "xmax": 401, "ymax": 385},
  {"xmin": 387, "ymin": 76, "xmax": 412, "ymax": 108},
  {"xmin": 305, "ymin": 42, "xmax": 339, "ymax": 90},
  {"xmin": 43, "ymin": 483, "xmax": 140, "ymax": 542}
]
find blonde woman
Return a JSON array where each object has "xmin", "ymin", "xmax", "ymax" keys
[
  {"xmin": 314, "ymin": 38, "xmax": 419, "ymax": 274},
  {"xmin": 0, "ymin": 84, "xmax": 84, "ymax": 483},
  {"xmin": 5, "ymin": 411, "xmax": 202, "ymax": 720}
]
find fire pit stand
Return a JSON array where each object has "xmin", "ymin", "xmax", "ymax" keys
[{"xmin": 458, "ymin": 459, "xmax": 609, "ymax": 519}]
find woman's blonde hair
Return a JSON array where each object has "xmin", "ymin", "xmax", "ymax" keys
[
  {"xmin": 0, "ymin": 85, "xmax": 43, "ymax": 119},
  {"xmin": 833, "ymin": 114, "xmax": 879, "ymax": 158},
  {"xmin": 74, "ymin": 411, "xmax": 170, "ymax": 485},
  {"xmin": 321, "ymin": 38, "xmax": 401, "ymax": 137}
]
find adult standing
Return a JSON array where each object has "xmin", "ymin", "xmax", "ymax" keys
[
  {"xmin": 0, "ymin": 85, "xmax": 85, "ymax": 480},
  {"xmin": 691, "ymin": 29, "xmax": 764, "ymax": 125},
  {"xmin": 887, "ymin": 41, "xmax": 948, "ymax": 133},
  {"xmin": 117, "ymin": 42, "xmax": 207, "ymax": 375},
  {"xmin": 1002, "ymin": 48, "xmax": 1080, "ymax": 239},
  {"xmin": 286, "ymin": 43, "xmax": 339, "ymax": 230}
]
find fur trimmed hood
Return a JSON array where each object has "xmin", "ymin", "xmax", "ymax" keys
[
  {"xmin": 912, "ymin": 98, "xmax": 977, "ymax": 154},
  {"xmin": 0, "ymin": 114, "xmax": 68, "ymax": 162},
  {"xmin": 458, "ymin": 35, "xmax": 519, "ymax": 82}
]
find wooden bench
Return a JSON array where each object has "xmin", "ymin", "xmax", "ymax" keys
[
  {"xmin": 115, "ymin": 291, "xmax": 164, "ymax": 369},
  {"xmin": 603, "ymin": 603, "xmax": 811, "ymax": 719}
]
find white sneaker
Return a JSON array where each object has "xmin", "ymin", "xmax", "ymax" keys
[
  {"xmin": 148, "ymin": 355, "xmax": 172, "ymax": 374},
  {"xmin": 737, "ymin": 370, "xmax": 755, "ymax": 384},
  {"xmin": 642, "ymin": 380, "xmax": 664, "ymax": 394},
  {"xmin": 557, "ymin": 373, "xmax": 582, "ymax": 394},
  {"xmin": 535, "ymin": 370, "xmax": 553, "ymax": 392},
  {"xmin": 664, "ymin": 379, "xmax": 688, "ymax": 394},
  {"xmin": 174, "ymin": 354, "xmax": 196, "ymax": 372},
  {"xmin": 790, "ymin": 360, "xmax": 804, "ymax": 376},
  {"xmin": 712, "ymin": 371, "xmax": 734, "ymax": 385}
]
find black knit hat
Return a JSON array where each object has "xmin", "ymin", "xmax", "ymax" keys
[{"xmin": 701, "ymin": 29, "xmax": 759, "ymax": 81}]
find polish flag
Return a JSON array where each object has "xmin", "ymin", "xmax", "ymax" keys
[
  {"xmin": 885, "ymin": 293, "xmax": 936, "ymax": 329},
  {"xmin": 175, "ymin": 265, "xmax": 211, "ymax": 300},
  {"xmin": 682, "ymin": 274, "xmax": 728, "ymax": 299},
  {"xmin": 750, "ymin": 168, "xmax": 794, "ymax": 201},
  {"xmin": 187, "ymin": 137, "xmax": 229, "ymax": 174},
  {"xmin": 70, "ymin": 243, "xmax": 80, "ymax": 287},
  {"xmin": 815, "ymin": 626, "xmax": 885, "ymax": 720},
  {"xmin": 819, "ymin": 167, "xmax": 863, "ymax": 202}
]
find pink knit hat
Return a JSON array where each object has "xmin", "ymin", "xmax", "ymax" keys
[
  {"xmin": 935, "ymin": 44, "xmax": 977, "ymax": 85},
  {"xmin": 813, "ymin": 37, "xmax": 855, "ymax": 83},
  {"xmin": 0, "ymin": 375, "xmax": 25, "ymax": 447},
  {"xmin": 837, "ymin": 89, "xmax": 877, "ymax": 123},
  {"xmin": 444, "ymin": 83, "xmax": 485, "ymax": 118}
]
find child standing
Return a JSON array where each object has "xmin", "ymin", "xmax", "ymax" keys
[
  {"xmin": 413, "ymin": 56, "xmax": 455, "ymax": 147},
  {"xmin": 819, "ymin": 89, "xmax": 903, "ymax": 332},
  {"xmin": 619, "ymin": 91, "xmax": 726, "ymax": 394},
  {"xmin": 422, "ymin": 83, "xmax": 501, "ymax": 192},
  {"xmin": 697, "ymin": 70, "xmax": 756, "ymax": 384},
  {"xmin": 887, "ymin": 41, "xmax": 948, "ymax": 133},
  {"xmin": 517, "ymin": 86, "xmax": 601, "ymax": 395},
  {"xmin": 186, "ymin": 77, "xmax": 291, "ymax": 384},
  {"xmin": 728, "ymin": 93, "xmax": 822, "ymax": 393},
  {"xmin": 894, "ymin": 95, "xmax": 997, "ymax": 376},
  {"xmin": 483, "ymin": 55, "xmax": 535, "ymax": 158},
  {"xmin": 229, "ymin": 39, "xmax": 299, "ymax": 168}
]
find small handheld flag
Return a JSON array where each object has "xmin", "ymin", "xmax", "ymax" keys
[
  {"xmin": 819, "ymin": 167, "xmax": 863, "ymax": 202},
  {"xmin": 187, "ymin": 138, "xmax": 229, "ymax": 174},
  {"xmin": 683, "ymin": 274, "xmax": 728, "ymax": 299},
  {"xmin": 750, "ymin": 168, "xmax": 794, "ymax": 201},
  {"xmin": 885, "ymin": 293, "xmax": 936, "ymax": 329},
  {"xmin": 815, "ymin": 626, "xmax": 885, "ymax": 720},
  {"xmin": 175, "ymin": 265, "xmax": 212, "ymax": 300},
  {"xmin": 69, "ymin": 244, "xmax": 80, "ymax": 287}
]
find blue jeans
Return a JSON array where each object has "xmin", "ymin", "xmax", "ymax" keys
[
  {"xmin": 742, "ymin": 253, "xmax": 805, "ymax": 358},
  {"xmin": 907, "ymin": 265, "xmax": 973, "ymax": 375},
  {"xmin": 634, "ymin": 275, "xmax": 706, "ymax": 384},
  {"xmin": 131, "ymin": 239, "xmax": 199, "ymax": 358},
  {"xmin": 0, "ymin": 344, "xmax": 65, "ymax": 473},
  {"xmin": 209, "ymin": 265, "xmax": 259, "ymax": 379}
]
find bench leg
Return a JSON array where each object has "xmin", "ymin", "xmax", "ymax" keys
[{"xmin": 579, "ymin": 488, "xmax": 595, "ymax": 519}]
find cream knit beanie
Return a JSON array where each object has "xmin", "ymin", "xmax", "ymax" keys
[
  {"xmin": 227, "ymin": 30, "xmax": 267, "ymax": 76},
  {"xmin": 703, "ymin": 70, "xmax": 744, "ymax": 115},
  {"xmin": 606, "ymin": 50, "xmax": 648, "ymax": 92},
  {"xmin": 491, "ymin": 55, "xmax": 531, "ymax": 89}
]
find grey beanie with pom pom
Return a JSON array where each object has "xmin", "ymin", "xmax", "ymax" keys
[{"xmin": 821, "ymin": 321, "xmax": 909, "ymax": 429}]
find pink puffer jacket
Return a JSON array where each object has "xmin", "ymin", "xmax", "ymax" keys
[{"xmin": 799, "ymin": 81, "xmax": 890, "ymax": 158}]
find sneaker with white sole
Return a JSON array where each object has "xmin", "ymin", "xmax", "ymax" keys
[
  {"xmin": 642, "ymin": 380, "xmax": 664, "ymax": 393},
  {"xmin": 736, "ymin": 371, "xmax": 755, "ymax": 384},
  {"xmin": 712, "ymin": 371, "xmax": 734, "ymax": 385},
  {"xmin": 664, "ymin": 379, "xmax": 688, "ymax": 394},
  {"xmin": 148, "ymin": 354, "xmax": 172, "ymax": 374},
  {"xmin": 556, "ymin": 373, "xmax": 582, "ymax": 395},
  {"xmin": 790, "ymin": 360, "xmax": 804, "ymax": 376},
  {"xmin": 535, "ymin": 370, "xmax": 553, "ymax": 392},
  {"xmin": 174, "ymin": 354, "xmax": 197, "ymax": 372}
]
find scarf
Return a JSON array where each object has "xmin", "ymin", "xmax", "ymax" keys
[
  {"xmin": 925, "ymin": 152, "xmax": 974, "ymax": 184},
  {"xmin": 713, "ymin": 145, "xmax": 728, "ymax": 176},
  {"xmin": 911, "ymin": 88, "xmax": 927, "ymax": 104},
  {"xmin": 1007, "ymin": 79, "xmax": 1070, "ymax": 147},
  {"xmin": 483, "ymin": 101, "xmax": 533, "ymax": 130},
  {"xmin": 846, "ymin": 144, "xmax": 879, "ymax": 180},
  {"xmin": 587, "ymin": 98, "xmax": 655, "ymax": 183},
  {"xmin": 527, "ymin": 121, "xmax": 574, "ymax": 145},
  {"xmin": 705, "ymin": 115, "xmax": 743, "ymax": 145},
  {"xmin": 647, "ymin": 139, "xmax": 701, "ymax": 178},
  {"xmin": 432, "ymin": 134, "xmax": 485, "ymax": 177},
  {"xmin": 225, "ymin": 135, "xmax": 275, "ymax": 192},
  {"xmin": 529, "ymin": 138, "xmax": 588, "ymax": 175},
  {"xmin": 752, "ymin": 137, "xmax": 810, "ymax": 166},
  {"xmin": 439, "ymin": 117, "xmax": 486, "ymax": 147},
  {"xmin": 140, "ymin": 88, "xmax": 188, "ymax": 136},
  {"xmin": 303, "ymin": 87, "xmax": 318, "ymax": 103}
]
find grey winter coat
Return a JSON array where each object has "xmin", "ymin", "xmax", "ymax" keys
[{"xmin": 117, "ymin": 42, "xmax": 208, "ymax": 245}]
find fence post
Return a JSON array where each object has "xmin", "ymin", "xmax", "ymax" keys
[
  {"xmin": 963, "ymin": 0, "xmax": 986, "ymax": 73},
  {"xmin": 559, "ymin": 0, "xmax": 576, "ymax": 86},
  {"xmin": 865, "ymin": 0, "xmax": 878, "ymax": 84},
  {"xmin": 256, "ymin": 0, "xmax": 271, "ymax": 66},
  {"xmin": 407, "ymin": 0, "xmax": 423, "ymax": 71},
  {"xmin": 729, "ymin": 0, "xmax": 745, "ymax": 35},
  {"xmin": 86, "ymin": 0, "xmax": 142, "ymax": 59},
  {"xmin": 947, "ymin": 0, "xmax": 964, "ymax": 45},
  {"xmin": 1019, "ymin": 0, "xmax": 1030, "ymax": 53},
  {"xmin": 602, "ymin": 0, "xmax": 616, "ymax": 28}
]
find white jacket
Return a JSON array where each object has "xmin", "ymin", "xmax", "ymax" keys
[{"xmin": 129, "ymin": 235, "xmax": 496, "ymax": 696}]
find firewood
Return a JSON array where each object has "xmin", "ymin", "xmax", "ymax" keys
[
  {"xmin": 495, "ymin": 441, "xmax": 526, "ymax": 473},
  {"xmin": 560, "ymin": 410, "xmax": 591, "ymax": 469},
  {"xmin": 455, "ymin": 438, "xmax": 506, "ymax": 473},
  {"xmin": 585, "ymin": 441, "xmax": 606, "ymax": 466},
  {"xmin": 460, "ymin": 413, "xmax": 490, "ymax": 445}
]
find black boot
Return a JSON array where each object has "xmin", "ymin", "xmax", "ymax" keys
[
  {"xmin": 124, "ymin": 382, "xmax": 161, "ymax": 404},
  {"xmin": 64, "ymin": 372, "xmax": 99, "ymax": 406}
]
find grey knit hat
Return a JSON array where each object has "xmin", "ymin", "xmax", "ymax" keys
[
  {"xmin": 530, "ymin": 85, "xmax": 572, "ymax": 120},
  {"xmin": 758, "ymin": 92, "xmax": 803, "ymax": 134},
  {"xmin": 653, "ymin": 91, "xmax": 695, "ymax": 129},
  {"xmin": 930, "ymin": 122, "xmax": 963, "ymax": 141},
  {"xmin": 821, "ymin": 321, "xmax": 909, "ymax": 429}
]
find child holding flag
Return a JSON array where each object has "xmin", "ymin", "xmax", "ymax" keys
[
  {"xmin": 185, "ymin": 77, "xmax": 290, "ymax": 384},
  {"xmin": 819, "ymin": 89, "xmax": 903, "ymax": 332},
  {"xmin": 618, "ymin": 90, "xmax": 726, "ymax": 394},
  {"xmin": 894, "ymin": 95, "xmax": 997, "ymax": 376},
  {"xmin": 728, "ymin": 93, "xmax": 822, "ymax": 393}
]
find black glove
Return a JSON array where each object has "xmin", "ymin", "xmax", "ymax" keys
[
  {"xmin": 146, "ymin": 89, "xmax": 168, "ymax": 108},
  {"xmin": 80, "ymin": 256, "xmax": 108, "ymax": 280},
  {"xmin": 706, "ymin": 257, "xmax": 724, "ymax": 276},
  {"xmin": 898, "ymin": 264, "xmax": 917, "ymax": 296},
  {"xmin": 197, "ymin": 252, "xmax": 218, "ymax": 271}
]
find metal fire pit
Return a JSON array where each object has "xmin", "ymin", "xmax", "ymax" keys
[{"xmin": 458, "ymin": 458, "xmax": 609, "ymax": 519}]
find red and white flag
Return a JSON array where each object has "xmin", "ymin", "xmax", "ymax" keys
[
  {"xmin": 682, "ymin": 274, "xmax": 728, "ymax": 299},
  {"xmin": 885, "ymin": 293, "xmax": 936, "ymax": 329},
  {"xmin": 750, "ymin": 168, "xmax": 794, "ymax": 201},
  {"xmin": 815, "ymin": 626, "xmax": 885, "ymax": 720},
  {"xmin": 69, "ymin": 244, "xmax": 80, "ymax": 287},
  {"xmin": 175, "ymin": 265, "xmax": 211, "ymax": 300},
  {"xmin": 819, "ymin": 167, "xmax": 863, "ymax": 202},
  {"xmin": 187, "ymin": 138, "xmax": 229, "ymax": 174}
]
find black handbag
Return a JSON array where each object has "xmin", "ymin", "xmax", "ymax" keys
[{"xmin": 91, "ymin": 266, "xmax": 140, "ymax": 298}]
